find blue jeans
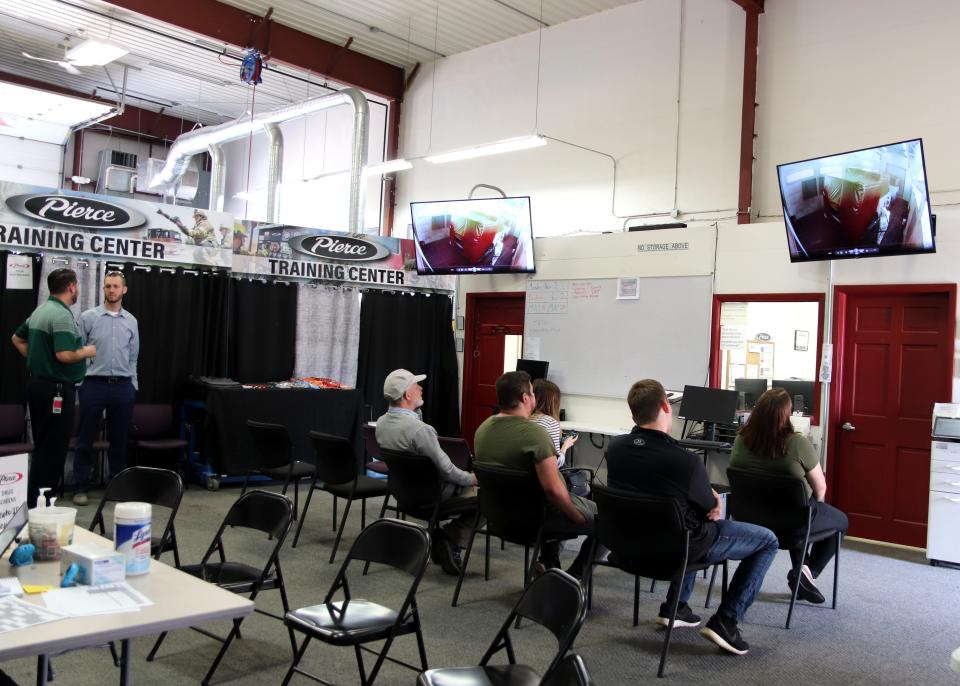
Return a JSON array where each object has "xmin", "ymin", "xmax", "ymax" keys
[{"xmin": 666, "ymin": 520, "xmax": 778, "ymax": 623}]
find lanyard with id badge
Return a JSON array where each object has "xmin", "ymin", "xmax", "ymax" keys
[{"xmin": 52, "ymin": 383, "xmax": 63, "ymax": 414}]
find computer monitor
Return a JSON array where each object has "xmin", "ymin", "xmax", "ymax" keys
[
  {"xmin": 516, "ymin": 359, "xmax": 549, "ymax": 381},
  {"xmin": 678, "ymin": 385, "xmax": 739, "ymax": 426},
  {"xmin": 772, "ymin": 379, "xmax": 816, "ymax": 415},
  {"xmin": 734, "ymin": 378, "xmax": 769, "ymax": 410}
]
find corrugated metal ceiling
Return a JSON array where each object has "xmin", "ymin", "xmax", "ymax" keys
[{"xmin": 0, "ymin": 0, "xmax": 634, "ymax": 129}]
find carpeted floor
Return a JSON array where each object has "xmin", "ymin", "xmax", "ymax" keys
[{"xmin": 2, "ymin": 482, "xmax": 960, "ymax": 685}]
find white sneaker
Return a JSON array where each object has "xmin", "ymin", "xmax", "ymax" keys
[{"xmin": 72, "ymin": 492, "xmax": 88, "ymax": 506}]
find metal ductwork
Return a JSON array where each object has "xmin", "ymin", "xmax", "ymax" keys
[
  {"xmin": 263, "ymin": 122, "xmax": 283, "ymax": 223},
  {"xmin": 151, "ymin": 88, "xmax": 369, "ymax": 232},
  {"xmin": 208, "ymin": 143, "xmax": 225, "ymax": 213}
]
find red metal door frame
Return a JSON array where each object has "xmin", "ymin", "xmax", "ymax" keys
[
  {"xmin": 827, "ymin": 283, "xmax": 956, "ymax": 498},
  {"xmin": 461, "ymin": 291, "xmax": 526, "ymax": 437},
  {"xmin": 709, "ymin": 292, "xmax": 826, "ymax": 424}
]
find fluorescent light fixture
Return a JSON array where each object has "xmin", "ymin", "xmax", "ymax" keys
[
  {"xmin": 363, "ymin": 159, "xmax": 412, "ymax": 176},
  {"xmin": 66, "ymin": 40, "xmax": 128, "ymax": 67},
  {"xmin": 425, "ymin": 135, "xmax": 547, "ymax": 164}
]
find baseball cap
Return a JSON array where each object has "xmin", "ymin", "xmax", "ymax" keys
[{"xmin": 383, "ymin": 369, "xmax": 426, "ymax": 402}]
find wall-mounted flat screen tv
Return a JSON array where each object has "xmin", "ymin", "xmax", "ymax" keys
[
  {"xmin": 410, "ymin": 196, "xmax": 535, "ymax": 275},
  {"xmin": 777, "ymin": 138, "xmax": 935, "ymax": 262}
]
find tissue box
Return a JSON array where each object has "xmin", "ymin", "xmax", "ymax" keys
[{"xmin": 60, "ymin": 545, "xmax": 125, "ymax": 586}]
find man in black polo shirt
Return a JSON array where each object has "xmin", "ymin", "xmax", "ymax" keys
[
  {"xmin": 11, "ymin": 268, "xmax": 96, "ymax": 506},
  {"xmin": 606, "ymin": 379, "xmax": 778, "ymax": 656}
]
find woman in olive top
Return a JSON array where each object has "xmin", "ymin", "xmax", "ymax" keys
[{"xmin": 730, "ymin": 388, "xmax": 848, "ymax": 604}]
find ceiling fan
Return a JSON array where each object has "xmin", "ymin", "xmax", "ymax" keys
[{"xmin": 22, "ymin": 39, "xmax": 128, "ymax": 75}]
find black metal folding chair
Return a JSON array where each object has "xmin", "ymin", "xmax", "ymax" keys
[
  {"xmin": 419, "ymin": 569, "xmax": 587, "ymax": 686},
  {"xmin": 721, "ymin": 467, "xmax": 842, "ymax": 629},
  {"xmin": 146, "ymin": 490, "xmax": 296, "ymax": 686},
  {"xmin": 451, "ymin": 463, "xmax": 575, "ymax": 607},
  {"xmin": 293, "ymin": 431, "xmax": 389, "ymax": 558},
  {"xmin": 281, "ymin": 518, "xmax": 431, "ymax": 686},
  {"xmin": 88, "ymin": 466, "xmax": 184, "ymax": 566},
  {"xmin": 244, "ymin": 420, "xmax": 317, "ymax": 523},
  {"xmin": 588, "ymin": 484, "xmax": 725, "ymax": 678}
]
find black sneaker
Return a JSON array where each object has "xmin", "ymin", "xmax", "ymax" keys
[
  {"xmin": 656, "ymin": 601, "xmax": 701, "ymax": 628},
  {"xmin": 700, "ymin": 614, "xmax": 749, "ymax": 655},
  {"xmin": 434, "ymin": 535, "xmax": 463, "ymax": 576},
  {"xmin": 788, "ymin": 569, "xmax": 826, "ymax": 604}
]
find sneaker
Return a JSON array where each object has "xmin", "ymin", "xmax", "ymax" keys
[
  {"xmin": 434, "ymin": 535, "xmax": 463, "ymax": 576},
  {"xmin": 787, "ymin": 568, "xmax": 825, "ymax": 604},
  {"xmin": 72, "ymin": 492, "xmax": 88, "ymax": 506},
  {"xmin": 700, "ymin": 614, "xmax": 749, "ymax": 655},
  {"xmin": 656, "ymin": 601, "xmax": 701, "ymax": 628}
]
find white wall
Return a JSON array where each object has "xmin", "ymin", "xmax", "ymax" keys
[
  {"xmin": 754, "ymin": 0, "xmax": 960, "ymax": 220},
  {"xmin": 0, "ymin": 136, "xmax": 62, "ymax": 188},
  {"xmin": 396, "ymin": 0, "xmax": 745, "ymax": 237}
]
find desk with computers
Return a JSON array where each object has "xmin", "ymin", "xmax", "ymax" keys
[{"xmin": 677, "ymin": 380, "xmax": 816, "ymax": 487}]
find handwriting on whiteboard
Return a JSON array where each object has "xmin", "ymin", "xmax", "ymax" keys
[
  {"xmin": 527, "ymin": 280, "xmax": 570, "ymax": 314},
  {"xmin": 571, "ymin": 281, "xmax": 601, "ymax": 299}
]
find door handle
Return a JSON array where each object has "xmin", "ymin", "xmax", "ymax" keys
[{"xmin": 841, "ymin": 422, "xmax": 856, "ymax": 431}]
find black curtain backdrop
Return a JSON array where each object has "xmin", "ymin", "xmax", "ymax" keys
[
  {"xmin": 357, "ymin": 291, "xmax": 460, "ymax": 436},
  {"xmin": 231, "ymin": 279, "xmax": 297, "ymax": 383},
  {"xmin": 200, "ymin": 271, "xmax": 232, "ymax": 379},
  {"xmin": 0, "ymin": 252, "xmax": 42, "ymax": 404},
  {"xmin": 123, "ymin": 265, "xmax": 231, "ymax": 403}
]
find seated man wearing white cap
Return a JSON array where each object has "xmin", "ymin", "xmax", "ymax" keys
[{"xmin": 375, "ymin": 368, "xmax": 478, "ymax": 575}]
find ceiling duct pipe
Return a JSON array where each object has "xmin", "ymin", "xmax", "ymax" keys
[
  {"xmin": 263, "ymin": 122, "xmax": 283, "ymax": 223},
  {"xmin": 208, "ymin": 143, "xmax": 225, "ymax": 213},
  {"xmin": 150, "ymin": 88, "xmax": 369, "ymax": 232}
]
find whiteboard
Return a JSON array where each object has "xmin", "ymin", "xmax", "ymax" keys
[{"xmin": 523, "ymin": 277, "xmax": 713, "ymax": 398}]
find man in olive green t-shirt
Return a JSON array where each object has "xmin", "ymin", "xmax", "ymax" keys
[
  {"xmin": 473, "ymin": 370, "xmax": 606, "ymax": 579},
  {"xmin": 11, "ymin": 268, "xmax": 96, "ymax": 506}
]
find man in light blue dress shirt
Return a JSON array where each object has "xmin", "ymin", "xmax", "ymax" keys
[{"xmin": 72, "ymin": 270, "xmax": 140, "ymax": 505}]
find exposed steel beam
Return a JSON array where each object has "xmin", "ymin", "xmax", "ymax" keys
[
  {"xmin": 380, "ymin": 99, "xmax": 401, "ymax": 237},
  {"xmin": 729, "ymin": 0, "xmax": 764, "ymax": 12},
  {"xmin": 0, "ymin": 70, "xmax": 201, "ymax": 140},
  {"xmin": 103, "ymin": 0, "xmax": 404, "ymax": 101},
  {"xmin": 736, "ymin": 9, "xmax": 760, "ymax": 224}
]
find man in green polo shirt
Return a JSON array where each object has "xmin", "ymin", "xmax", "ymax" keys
[{"xmin": 11, "ymin": 268, "xmax": 96, "ymax": 506}]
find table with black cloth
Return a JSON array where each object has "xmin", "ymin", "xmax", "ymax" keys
[{"xmin": 202, "ymin": 386, "xmax": 365, "ymax": 476}]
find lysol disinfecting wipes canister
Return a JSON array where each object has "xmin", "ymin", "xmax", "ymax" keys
[{"xmin": 114, "ymin": 501, "xmax": 151, "ymax": 575}]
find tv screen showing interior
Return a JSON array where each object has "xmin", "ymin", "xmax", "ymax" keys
[
  {"xmin": 777, "ymin": 138, "xmax": 935, "ymax": 262},
  {"xmin": 410, "ymin": 196, "xmax": 535, "ymax": 275}
]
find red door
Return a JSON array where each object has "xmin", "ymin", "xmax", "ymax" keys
[
  {"xmin": 832, "ymin": 286, "xmax": 955, "ymax": 547},
  {"xmin": 461, "ymin": 293, "xmax": 525, "ymax": 448}
]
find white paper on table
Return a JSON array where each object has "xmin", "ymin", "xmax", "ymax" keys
[
  {"xmin": 0, "ymin": 577, "xmax": 24, "ymax": 597},
  {"xmin": 0, "ymin": 596, "xmax": 65, "ymax": 634},
  {"xmin": 42, "ymin": 582, "xmax": 153, "ymax": 616}
]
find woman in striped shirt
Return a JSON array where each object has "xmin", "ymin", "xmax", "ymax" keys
[{"xmin": 531, "ymin": 378, "xmax": 577, "ymax": 467}]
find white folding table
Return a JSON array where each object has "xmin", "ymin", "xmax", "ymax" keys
[{"xmin": 0, "ymin": 528, "xmax": 253, "ymax": 685}]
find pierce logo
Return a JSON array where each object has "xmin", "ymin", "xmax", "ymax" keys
[
  {"xmin": 0, "ymin": 471, "xmax": 23, "ymax": 485},
  {"xmin": 288, "ymin": 234, "xmax": 390, "ymax": 262},
  {"xmin": 5, "ymin": 194, "xmax": 147, "ymax": 230}
]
